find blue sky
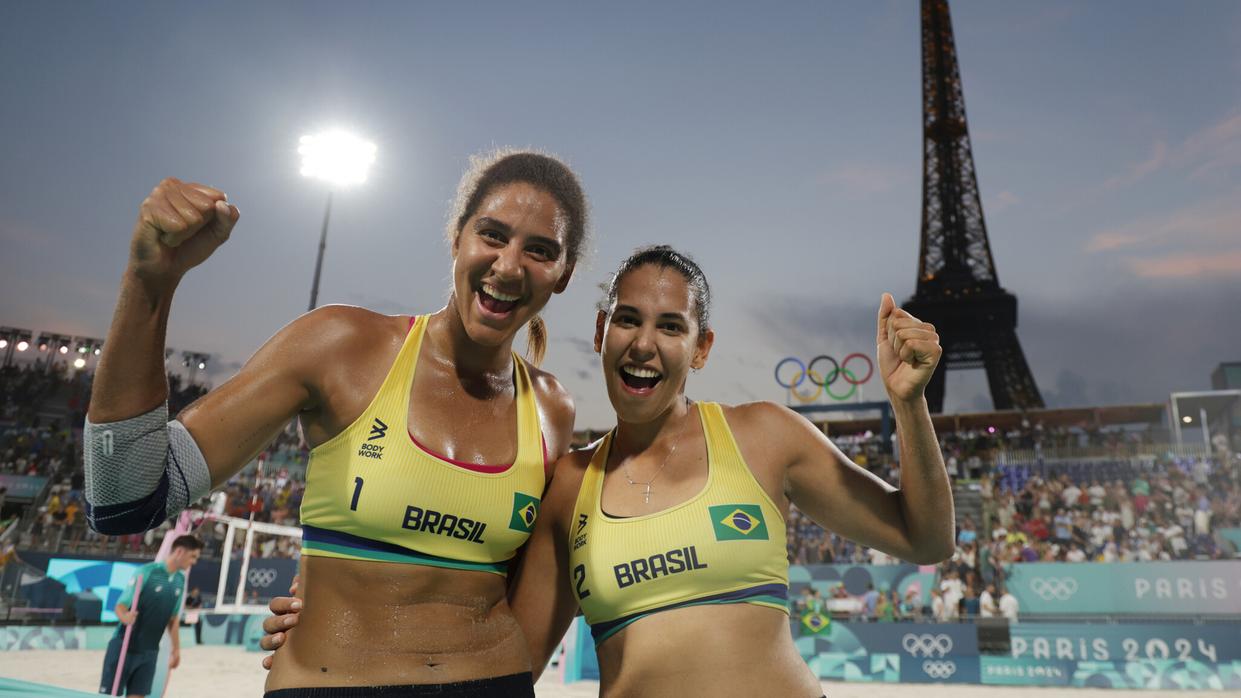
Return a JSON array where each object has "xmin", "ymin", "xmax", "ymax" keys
[{"xmin": 2, "ymin": 1, "xmax": 1239, "ymax": 428}]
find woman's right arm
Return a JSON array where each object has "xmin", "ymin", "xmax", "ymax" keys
[{"xmin": 85, "ymin": 178, "xmax": 317, "ymax": 533}]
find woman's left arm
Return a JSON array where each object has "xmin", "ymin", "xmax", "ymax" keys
[{"xmin": 767, "ymin": 293, "xmax": 953, "ymax": 564}]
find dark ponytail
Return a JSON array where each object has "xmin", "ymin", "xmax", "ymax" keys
[{"xmin": 525, "ymin": 315, "xmax": 547, "ymax": 367}]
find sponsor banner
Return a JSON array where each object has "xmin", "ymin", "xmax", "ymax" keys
[
  {"xmin": 0, "ymin": 474, "xmax": 48, "ymax": 502},
  {"xmin": 0, "ymin": 626, "xmax": 87, "ymax": 651},
  {"xmin": 44, "ymin": 558, "xmax": 143, "ymax": 622},
  {"xmin": 809, "ymin": 652, "xmax": 899, "ymax": 682},
  {"xmin": 807, "ymin": 622, "xmax": 978, "ymax": 659},
  {"xmin": 789, "ymin": 563, "xmax": 936, "ymax": 611},
  {"xmin": 982, "ymin": 657, "xmax": 1074, "ymax": 686},
  {"xmin": 1220, "ymin": 528, "xmax": 1241, "ymax": 553},
  {"xmin": 900, "ymin": 654, "xmax": 980, "ymax": 684},
  {"xmin": 1009, "ymin": 623, "xmax": 1241, "ymax": 664},
  {"xmin": 1007, "ymin": 561, "xmax": 1241, "ymax": 615},
  {"xmin": 23, "ymin": 553, "xmax": 298, "ymax": 612},
  {"xmin": 1067, "ymin": 659, "xmax": 1241, "ymax": 690}
]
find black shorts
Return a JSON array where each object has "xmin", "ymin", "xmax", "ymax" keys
[
  {"xmin": 263, "ymin": 672, "xmax": 535, "ymax": 698},
  {"xmin": 99, "ymin": 635, "xmax": 159, "ymax": 696}
]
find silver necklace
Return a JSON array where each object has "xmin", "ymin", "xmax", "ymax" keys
[{"xmin": 622, "ymin": 399, "xmax": 692, "ymax": 504}]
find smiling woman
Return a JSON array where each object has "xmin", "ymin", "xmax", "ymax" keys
[
  {"xmin": 82, "ymin": 150, "xmax": 590, "ymax": 697},
  {"xmin": 503, "ymin": 245, "xmax": 956, "ymax": 698}
]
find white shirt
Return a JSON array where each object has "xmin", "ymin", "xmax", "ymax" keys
[
  {"xmin": 979, "ymin": 590, "xmax": 997, "ymax": 617},
  {"xmin": 999, "ymin": 593, "xmax": 1019, "ymax": 621}
]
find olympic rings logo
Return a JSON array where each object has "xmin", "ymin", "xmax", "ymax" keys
[
  {"xmin": 902, "ymin": 633, "xmax": 953, "ymax": 657},
  {"xmin": 922, "ymin": 660, "xmax": 957, "ymax": 679},
  {"xmin": 247, "ymin": 568, "xmax": 279, "ymax": 588},
  {"xmin": 1029, "ymin": 577, "xmax": 1078, "ymax": 601},
  {"xmin": 774, "ymin": 354, "xmax": 874, "ymax": 403}
]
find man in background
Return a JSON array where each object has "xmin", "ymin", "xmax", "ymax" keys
[{"xmin": 99, "ymin": 535, "xmax": 202, "ymax": 697}]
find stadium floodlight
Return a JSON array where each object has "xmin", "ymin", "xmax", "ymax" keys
[
  {"xmin": 182, "ymin": 351, "xmax": 211, "ymax": 384},
  {"xmin": 298, "ymin": 130, "xmax": 377, "ymax": 187},
  {"xmin": 0, "ymin": 327, "xmax": 32, "ymax": 366},
  {"xmin": 298, "ymin": 129, "xmax": 377, "ymax": 312}
]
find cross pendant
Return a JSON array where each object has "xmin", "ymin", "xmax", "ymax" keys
[{"xmin": 643, "ymin": 484, "xmax": 652, "ymax": 504}]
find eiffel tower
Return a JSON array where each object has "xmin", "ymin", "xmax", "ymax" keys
[{"xmin": 904, "ymin": 0, "xmax": 1044, "ymax": 413}]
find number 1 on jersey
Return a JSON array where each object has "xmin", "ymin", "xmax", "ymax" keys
[{"xmin": 350, "ymin": 476, "xmax": 364, "ymax": 511}]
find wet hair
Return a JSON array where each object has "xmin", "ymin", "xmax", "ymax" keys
[
  {"xmin": 447, "ymin": 149, "xmax": 589, "ymax": 366},
  {"xmin": 171, "ymin": 534, "xmax": 204, "ymax": 551},
  {"xmin": 601, "ymin": 245, "xmax": 711, "ymax": 333}
]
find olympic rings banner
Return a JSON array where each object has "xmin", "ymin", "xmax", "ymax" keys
[
  {"xmin": 1005, "ymin": 561, "xmax": 1241, "ymax": 616},
  {"xmin": 795, "ymin": 621, "xmax": 1241, "ymax": 689},
  {"xmin": 775, "ymin": 353, "xmax": 874, "ymax": 403}
]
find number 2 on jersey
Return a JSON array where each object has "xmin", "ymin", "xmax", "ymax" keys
[
  {"xmin": 573, "ymin": 564, "xmax": 591, "ymax": 599},
  {"xmin": 350, "ymin": 476, "xmax": 364, "ymax": 511}
]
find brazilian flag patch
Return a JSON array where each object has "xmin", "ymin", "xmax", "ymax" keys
[
  {"xmin": 508, "ymin": 492, "xmax": 540, "ymax": 533},
  {"xmin": 801, "ymin": 610, "xmax": 831, "ymax": 635},
  {"xmin": 708, "ymin": 503, "xmax": 768, "ymax": 541}
]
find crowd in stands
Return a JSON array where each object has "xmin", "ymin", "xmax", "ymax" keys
[
  {"xmin": 2, "ymin": 362, "xmax": 209, "ymax": 557},
  {"xmin": 7, "ymin": 359, "xmax": 1241, "ymax": 578},
  {"xmin": 787, "ymin": 423, "xmax": 1241, "ymax": 574}
]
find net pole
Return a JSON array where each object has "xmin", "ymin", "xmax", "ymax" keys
[{"xmin": 110, "ymin": 573, "xmax": 143, "ymax": 696}]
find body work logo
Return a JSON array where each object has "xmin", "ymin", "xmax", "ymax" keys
[
  {"xmin": 368, "ymin": 418, "xmax": 388, "ymax": 441},
  {"xmin": 358, "ymin": 418, "xmax": 388, "ymax": 459},
  {"xmin": 573, "ymin": 514, "xmax": 589, "ymax": 551},
  {"xmin": 709, "ymin": 504, "xmax": 768, "ymax": 541},
  {"xmin": 508, "ymin": 492, "xmax": 540, "ymax": 533}
]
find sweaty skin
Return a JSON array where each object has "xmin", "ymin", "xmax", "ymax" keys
[
  {"xmin": 91, "ymin": 177, "xmax": 577, "ymax": 691},
  {"xmin": 264, "ymin": 264, "xmax": 950, "ymax": 697}
]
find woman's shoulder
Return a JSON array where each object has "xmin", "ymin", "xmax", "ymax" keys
[
  {"xmin": 542, "ymin": 442, "xmax": 603, "ymax": 520},
  {"xmin": 275, "ymin": 304, "xmax": 408, "ymax": 351},
  {"xmin": 523, "ymin": 362, "xmax": 576, "ymax": 456},
  {"xmin": 524, "ymin": 363, "xmax": 574, "ymax": 415},
  {"xmin": 716, "ymin": 400, "xmax": 806, "ymax": 434}
]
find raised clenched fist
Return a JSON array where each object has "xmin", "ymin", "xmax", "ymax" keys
[{"xmin": 129, "ymin": 177, "xmax": 240, "ymax": 285}]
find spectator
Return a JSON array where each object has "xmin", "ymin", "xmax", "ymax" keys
[
  {"xmin": 999, "ymin": 588, "xmax": 1019, "ymax": 623},
  {"xmin": 979, "ymin": 583, "xmax": 998, "ymax": 618},
  {"xmin": 862, "ymin": 583, "xmax": 879, "ymax": 621}
]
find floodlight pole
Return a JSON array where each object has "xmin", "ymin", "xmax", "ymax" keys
[{"xmin": 308, "ymin": 191, "xmax": 334, "ymax": 312}]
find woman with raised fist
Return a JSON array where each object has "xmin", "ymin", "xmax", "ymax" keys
[{"xmin": 85, "ymin": 151, "xmax": 585, "ymax": 697}]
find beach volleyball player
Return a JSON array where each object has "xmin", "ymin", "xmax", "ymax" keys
[{"xmin": 84, "ymin": 151, "xmax": 591, "ymax": 696}]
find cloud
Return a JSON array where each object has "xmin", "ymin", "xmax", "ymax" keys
[
  {"xmin": 816, "ymin": 163, "xmax": 908, "ymax": 198},
  {"xmin": 1104, "ymin": 141, "xmax": 1168, "ymax": 190},
  {"xmin": 556, "ymin": 336, "xmax": 597, "ymax": 358},
  {"xmin": 1018, "ymin": 278, "xmax": 1241, "ymax": 407},
  {"xmin": 1085, "ymin": 191, "xmax": 1241, "ymax": 278},
  {"xmin": 990, "ymin": 190, "xmax": 1020, "ymax": 214},
  {"xmin": 744, "ymin": 294, "xmax": 876, "ymax": 353},
  {"xmin": 1129, "ymin": 250, "xmax": 1241, "ymax": 279},
  {"xmin": 1104, "ymin": 109, "xmax": 1241, "ymax": 190}
]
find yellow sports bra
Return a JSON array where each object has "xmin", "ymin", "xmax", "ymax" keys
[
  {"xmin": 567, "ymin": 402, "xmax": 789, "ymax": 643},
  {"xmin": 299, "ymin": 315, "xmax": 546, "ymax": 575}
]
